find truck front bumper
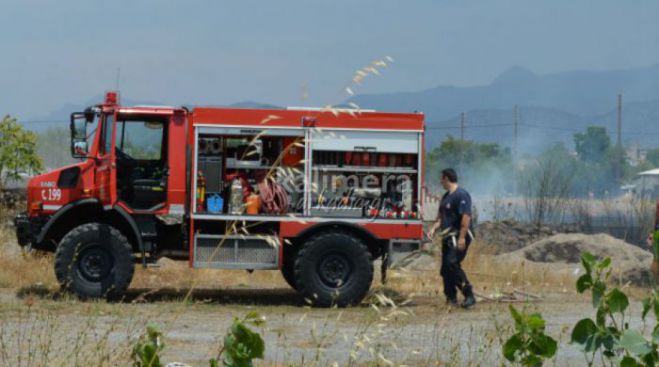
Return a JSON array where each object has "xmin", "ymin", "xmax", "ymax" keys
[{"xmin": 14, "ymin": 212, "xmax": 46, "ymax": 248}]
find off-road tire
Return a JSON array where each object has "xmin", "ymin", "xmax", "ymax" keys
[
  {"xmin": 281, "ymin": 257, "xmax": 298, "ymax": 290},
  {"xmin": 54, "ymin": 223, "xmax": 134, "ymax": 300},
  {"xmin": 294, "ymin": 231, "xmax": 373, "ymax": 307}
]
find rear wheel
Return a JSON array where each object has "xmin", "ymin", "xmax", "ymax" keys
[
  {"xmin": 294, "ymin": 231, "xmax": 373, "ymax": 307},
  {"xmin": 55, "ymin": 223, "xmax": 134, "ymax": 299},
  {"xmin": 281, "ymin": 244, "xmax": 299, "ymax": 290},
  {"xmin": 281, "ymin": 261, "xmax": 298, "ymax": 290}
]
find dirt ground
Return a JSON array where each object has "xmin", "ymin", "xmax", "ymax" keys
[
  {"xmin": 0, "ymin": 286, "xmax": 621, "ymax": 367},
  {"xmin": 0, "ymin": 223, "xmax": 655, "ymax": 366}
]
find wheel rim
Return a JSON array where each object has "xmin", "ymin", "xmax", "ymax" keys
[
  {"xmin": 78, "ymin": 246, "xmax": 113, "ymax": 282},
  {"xmin": 318, "ymin": 253, "xmax": 352, "ymax": 288}
]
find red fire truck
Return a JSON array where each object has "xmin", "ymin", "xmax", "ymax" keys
[{"xmin": 15, "ymin": 92, "xmax": 425, "ymax": 307}]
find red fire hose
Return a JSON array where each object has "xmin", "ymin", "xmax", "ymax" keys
[{"xmin": 258, "ymin": 177, "xmax": 289, "ymax": 214}]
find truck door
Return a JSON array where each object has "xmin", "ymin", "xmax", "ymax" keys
[
  {"xmin": 96, "ymin": 112, "xmax": 117, "ymax": 209},
  {"xmin": 113, "ymin": 116, "xmax": 168, "ymax": 210}
]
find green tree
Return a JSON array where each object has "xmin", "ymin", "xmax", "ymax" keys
[
  {"xmin": 428, "ymin": 135, "xmax": 511, "ymax": 168},
  {"xmin": 571, "ymin": 126, "xmax": 634, "ymax": 195},
  {"xmin": 646, "ymin": 148, "xmax": 659, "ymax": 167},
  {"xmin": 0, "ymin": 115, "xmax": 43, "ymax": 188},
  {"xmin": 425, "ymin": 135, "xmax": 513, "ymax": 193},
  {"xmin": 574, "ymin": 126, "xmax": 611, "ymax": 163}
]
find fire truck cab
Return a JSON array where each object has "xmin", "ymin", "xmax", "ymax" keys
[{"xmin": 15, "ymin": 92, "xmax": 425, "ymax": 307}]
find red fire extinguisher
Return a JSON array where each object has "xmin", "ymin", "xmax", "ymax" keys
[{"xmin": 196, "ymin": 171, "xmax": 206, "ymax": 212}]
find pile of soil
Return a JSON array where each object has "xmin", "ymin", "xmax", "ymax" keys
[
  {"xmin": 501, "ymin": 233, "xmax": 653, "ymax": 285},
  {"xmin": 476, "ymin": 220, "xmax": 582, "ymax": 254}
]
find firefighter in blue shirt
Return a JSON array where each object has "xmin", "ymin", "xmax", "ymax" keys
[{"xmin": 428, "ymin": 168, "xmax": 476, "ymax": 308}]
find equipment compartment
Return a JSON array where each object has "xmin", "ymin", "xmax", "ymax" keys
[
  {"xmin": 310, "ymin": 149, "xmax": 420, "ymax": 219},
  {"xmin": 194, "ymin": 130, "xmax": 305, "ymax": 216},
  {"xmin": 193, "ymin": 234, "xmax": 279, "ymax": 269}
]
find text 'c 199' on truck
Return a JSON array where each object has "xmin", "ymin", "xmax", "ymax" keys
[{"xmin": 14, "ymin": 91, "xmax": 426, "ymax": 307}]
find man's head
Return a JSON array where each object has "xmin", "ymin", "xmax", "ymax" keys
[{"xmin": 440, "ymin": 168, "xmax": 458, "ymax": 190}]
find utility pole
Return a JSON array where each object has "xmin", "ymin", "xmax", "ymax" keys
[
  {"xmin": 513, "ymin": 105, "xmax": 519, "ymax": 195},
  {"xmin": 460, "ymin": 112, "xmax": 465, "ymax": 171},
  {"xmin": 513, "ymin": 105, "xmax": 518, "ymax": 164},
  {"xmin": 617, "ymin": 94, "xmax": 622, "ymax": 183}
]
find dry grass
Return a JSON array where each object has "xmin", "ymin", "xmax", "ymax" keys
[
  {"xmin": 0, "ymin": 222, "xmax": 651, "ymax": 366},
  {"xmin": 0, "ymin": 221, "xmax": 595, "ymax": 303},
  {"xmin": 127, "ymin": 242, "xmax": 579, "ymax": 307},
  {"xmin": 130, "ymin": 261, "xmax": 289, "ymax": 291},
  {"xmin": 0, "ymin": 226, "xmax": 57, "ymax": 289},
  {"xmin": 385, "ymin": 239, "xmax": 582, "ymax": 298}
]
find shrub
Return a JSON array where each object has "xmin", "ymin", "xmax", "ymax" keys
[
  {"xmin": 502, "ymin": 305, "xmax": 557, "ymax": 366},
  {"xmin": 571, "ymin": 252, "xmax": 659, "ymax": 366}
]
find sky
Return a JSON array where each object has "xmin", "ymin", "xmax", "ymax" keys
[{"xmin": 1, "ymin": 0, "xmax": 658, "ymax": 119}]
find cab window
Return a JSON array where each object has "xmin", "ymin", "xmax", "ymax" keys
[{"xmin": 115, "ymin": 120, "xmax": 164, "ymax": 160}]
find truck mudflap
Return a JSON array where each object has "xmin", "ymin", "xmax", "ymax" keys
[
  {"xmin": 379, "ymin": 239, "xmax": 423, "ymax": 284},
  {"xmin": 386, "ymin": 239, "xmax": 422, "ymax": 269}
]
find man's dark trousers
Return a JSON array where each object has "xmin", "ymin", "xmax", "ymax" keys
[{"xmin": 440, "ymin": 236, "xmax": 473, "ymax": 300}]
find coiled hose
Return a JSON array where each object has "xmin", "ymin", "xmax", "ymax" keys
[{"xmin": 258, "ymin": 177, "xmax": 289, "ymax": 214}]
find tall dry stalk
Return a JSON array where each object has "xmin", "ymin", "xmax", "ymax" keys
[{"xmin": 522, "ymin": 153, "xmax": 573, "ymax": 228}]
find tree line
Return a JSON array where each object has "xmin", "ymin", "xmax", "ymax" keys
[{"xmin": 425, "ymin": 125, "xmax": 659, "ymax": 198}]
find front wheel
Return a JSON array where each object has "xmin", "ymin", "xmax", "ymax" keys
[
  {"xmin": 54, "ymin": 223, "xmax": 134, "ymax": 299},
  {"xmin": 294, "ymin": 231, "xmax": 373, "ymax": 307}
]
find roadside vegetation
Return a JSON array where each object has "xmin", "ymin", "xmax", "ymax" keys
[{"xmin": 0, "ymin": 115, "xmax": 43, "ymax": 189}]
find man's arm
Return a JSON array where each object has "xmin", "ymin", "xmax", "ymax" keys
[
  {"xmin": 428, "ymin": 213, "xmax": 442, "ymax": 238},
  {"xmin": 456, "ymin": 214, "xmax": 471, "ymax": 251}
]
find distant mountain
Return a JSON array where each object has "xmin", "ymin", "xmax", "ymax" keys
[
  {"xmin": 348, "ymin": 64, "xmax": 659, "ymax": 151},
  {"xmin": 349, "ymin": 64, "xmax": 659, "ymax": 119}
]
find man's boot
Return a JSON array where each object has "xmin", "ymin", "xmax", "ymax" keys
[{"xmin": 461, "ymin": 285, "xmax": 476, "ymax": 308}]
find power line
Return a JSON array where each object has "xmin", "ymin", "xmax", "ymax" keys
[
  {"xmin": 19, "ymin": 120, "xmax": 68, "ymax": 124},
  {"xmin": 520, "ymin": 122, "xmax": 659, "ymax": 135},
  {"xmin": 519, "ymin": 123, "xmax": 583, "ymax": 132},
  {"xmin": 426, "ymin": 122, "xmax": 513, "ymax": 130}
]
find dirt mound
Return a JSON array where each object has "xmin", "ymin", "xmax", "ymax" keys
[
  {"xmin": 501, "ymin": 233, "xmax": 653, "ymax": 285},
  {"xmin": 477, "ymin": 220, "xmax": 581, "ymax": 254}
]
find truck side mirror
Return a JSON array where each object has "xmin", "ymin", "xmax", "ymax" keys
[
  {"xmin": 71, "ymin": 116, "xmax": 87, "ymax": 140},
  {"xmin": 70, "ymin": 113, "xmax": 89, "ymax": 159},
  {"xmin": 73, "ymin": 141, "xmax": 88, "ymax": 156}
]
